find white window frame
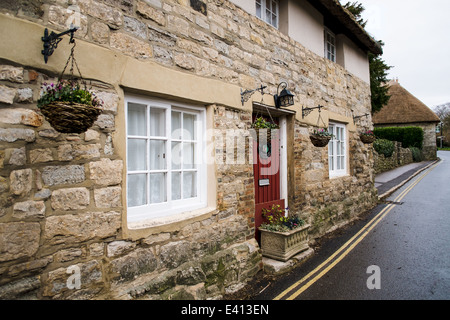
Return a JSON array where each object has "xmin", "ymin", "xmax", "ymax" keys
[
  {"xmin": 125, "ymin": 95, "xmax": 207, "ymax": 223},
  {"xmin": 324, "ymin": 28, "xmax": 336, "ymax": 62},
  {"xmin": 256, "ymin": 0, "xmax": 279, "ymax": 29},
  {"xmin": 328, "ymin": 122, "xmax": 347, "ymax": 178}
]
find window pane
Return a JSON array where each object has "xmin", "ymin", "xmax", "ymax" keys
[
  {"xmin": 128, "ymin": 174, "xmax": 147, "ymax": 207},
  {"xmin": 172, "ymin": 172, "xmax": 181, "ymax": 200},
  {"xmin": 128, "ymin": 103, "xmax": 147, "ymax": 136},
  {"xmin": 171, "ymin": 111, "xmax": 182, "ymax": 139},
  {"xmin": 256, "ymin": 1, "xmax": 261, "ymax": 18},
  {"xmin": 127, "ymin": 139, "xmax": 147, "ymax": 171},
  {"xmin": 171, "ymin": 141, "xmax": 182, "ymax": 170},
  {"xmin": 183, "ymin": 113, "xmax": 196, "ymax": 140},
  {"xmin": 183, "ymin": 142, "xmax": 195, "ymax": 169},
  {"xmin": 183, "ymin": 171, "xmax": 197, "ymax": 198},
  {"xmin": 150, "ymin": 108, "xmax": 166, "ymax": 137},
  {"xmin": 150, "ymin": 140, "xmax": 166, "ymax": 170},
  {"xmin": 150, "ymin": 173, "xmax": 166, "ymax": 203}
]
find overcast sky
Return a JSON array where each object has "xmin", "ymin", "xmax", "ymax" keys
[{"xmin": 348, "ymin": 0, "xmax": 450, "ymax": 108}]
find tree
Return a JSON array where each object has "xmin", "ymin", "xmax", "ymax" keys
[
  {"xmin": 342, "ymin": 1, "xmax": 392, "ymax": 113},
  {"xmin": 434, "ymin": 104, "xmax": 450, "ymax": 146},
  {"xmin": 342, "ymin": 1, "xmax": 367, "ymax": 28}
]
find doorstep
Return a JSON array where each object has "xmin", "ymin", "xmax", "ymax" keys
[{"xmin": 262, "ymin": 247, "xmax": 314, "ymax": 275}]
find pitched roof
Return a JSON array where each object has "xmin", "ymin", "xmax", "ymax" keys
[
  {"xmin": 308, "ymin": 0, "xmax": 383, "ymax": 55},
  {"xmin": 373, "ymin": 80, "xmax": 440, "ymax": 125}
]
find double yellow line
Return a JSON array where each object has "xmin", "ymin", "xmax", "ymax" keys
[{"xmin": 274, "ymin": 161, "xmax": 440, "ymax": 300}]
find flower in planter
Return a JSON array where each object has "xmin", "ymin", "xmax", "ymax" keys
[
  {"xmin": 361, "ymin": 130, "xmax": 374, "ymax": 137},
  {"xmin": 251, "ymin": 117, "xmax": 279, "ymax": 130},
  {"xmin": 309, "ymin": 128, "xmax": 333, "ymax": 147},
  {"xmin": 360, "ymin": 130, "xmax": 376, "ymax": 144},
  {"xmin": 260, "ymin": 204, "xmax": 305, "ymax": 232},
  {"xmin": 38, "ymin": 81, "xmax": 103, "ymax": 109},
  {"xmin": 312, "ymin": 128, "xmax": 333, "ymax": 137},
  {"xmin": 37, "ymin": 81, "xmax": 103, "ymax": 134}
]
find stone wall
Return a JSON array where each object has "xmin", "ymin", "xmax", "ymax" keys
[
  {"xmin": 0, "ymin": 66, "xmax": 261, "ymax": 299},
  {"xmin": 373, "ymin": 141, "xmax": 414, "ymax": 174},
  {"xmin": 0, "ymin": 0, "xmax": 378, "ymax": 299},
  {"xmin": 294, "ymin": 125, "xmax": 377, "ymax": 237}
]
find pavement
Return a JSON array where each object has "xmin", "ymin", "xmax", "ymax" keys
[
  {"xmin": 260, "ymin": 158, "xmax": 439, "ymax": 277},
  {"xmin": 375, "ymin": 159, "xmax": 438, "ymax": 199}
]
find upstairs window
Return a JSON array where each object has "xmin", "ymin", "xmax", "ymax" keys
[
  {"xmin": 256, "ymin": 0, "xmax": 279, "ymax": 29},
  {"xmin": 324, "ymin": 28, "xmax": 336, "ymax": 62}
]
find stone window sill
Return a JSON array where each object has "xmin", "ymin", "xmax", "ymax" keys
[{"xmin": 126, "ymin": 206, "xmax": 218, "ymax": 239}]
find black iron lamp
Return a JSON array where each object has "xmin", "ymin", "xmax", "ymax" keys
[{"xmin": 274, "ymin": 82, "xmax": 295, "ymax": 108}]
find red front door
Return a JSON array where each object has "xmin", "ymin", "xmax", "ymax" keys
[{"xmin": 253, "ymin": 116, "xmax": 284, "ymax": 242}]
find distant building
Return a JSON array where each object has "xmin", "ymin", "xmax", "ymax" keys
[{"xmin": 373, "ymin": 80, "xmax": 441, "ymax": 160}]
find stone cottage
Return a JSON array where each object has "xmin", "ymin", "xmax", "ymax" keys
[
  {"xmin": 0, "ymin": 0, "xmax": 380, "ymax": 299},
  {"xmin": 373, "ymin": 79, "xmax": 441, "ymax": 160}
]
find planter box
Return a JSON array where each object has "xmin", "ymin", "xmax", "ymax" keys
[{"xmin": 260, "ymin": 224, "xmax": 310, "ymax": 262}]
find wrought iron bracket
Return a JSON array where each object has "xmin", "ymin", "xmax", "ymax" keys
[
  {"xmin": 42, "ymin": 26, "xmax": 78, "ymax": 64},
  {"xmin": 353, "ymin": 113, "xmax": 369, "ymax": 123},
  {"xmin": 240, "ymin": 85, "xmax": 267, "ymax": 106},
  {"xmin": 302, "ymin": 105, "xmax": 324, "ymax": 118}
]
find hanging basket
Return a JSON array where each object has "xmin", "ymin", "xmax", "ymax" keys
[
  {"xmin": 37, "ymin": 39, "xmax": 102, "ymax": 134},
  {"xmin": 40, "ymin": 101, "xmax": 101, "ymax": 134},
  {"xmin": 360, "ymin": 133, "xmax": 376, "ymax": 144},
  {"xmin": 252, "ymin": 128, "xmax": 274, "ymax": 144},
  {"xmin": 309, "ymin": 134, "xmax": 331, "ymax": 147},
  {"xmin": 360, "ymin": 134, "xmax": 376, "ymax": 144}
]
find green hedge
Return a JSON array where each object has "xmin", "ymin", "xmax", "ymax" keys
[
  {"xmin": 373, "ymin": 139, "xmax": 395, "ymax": 157},
  {"xmin": 373, "ymin": 127, "xmax": 424, "ymax": 149}
]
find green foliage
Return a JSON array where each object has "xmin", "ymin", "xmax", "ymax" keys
[
  {"xmin": 260, "ymin": 204, "xmax": 305, "ymax": 232},
  {"xmin": 342, "ymin": 1, "xmax": 368, "ymax": 27},
  {"xmin": 374, "ymin": 127, "xmax": 424, "ymax": 149},
  {"xmin": 373, "ymin": 139, "xmax": 395, "ymax": 157},
  {"xmin": 410, "ymin": 147, "xmax": 423, "ymax": 162},
  {"xmin": 369, "ymin": 46, "xmax": 392, "ymax": 113},
  {"xmin": 251, "ymin": 117, "xmax": 279, "ymax": 129},
  {"xmin": 312, "ymin": 128, "xmax": 334, "ymax": 137},
  {"xmin": 37, "ymin": 81, "xmax": 103, "ymax": 108},
  {"xmin": 343, "ymin": 1, "xmax": 392, "ymax": 113}
]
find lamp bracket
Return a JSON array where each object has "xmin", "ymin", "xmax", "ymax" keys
[
  {"xmin": 302, "ymin": 105, "xmax": 324, "ymax": 118},
  {"xmin": 240, "ymin": 85, "xmax": 267, "ymax": 106},
  {"xmin": 42, "ymin": 26, "xmax": 79, "ymax": 64}
]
